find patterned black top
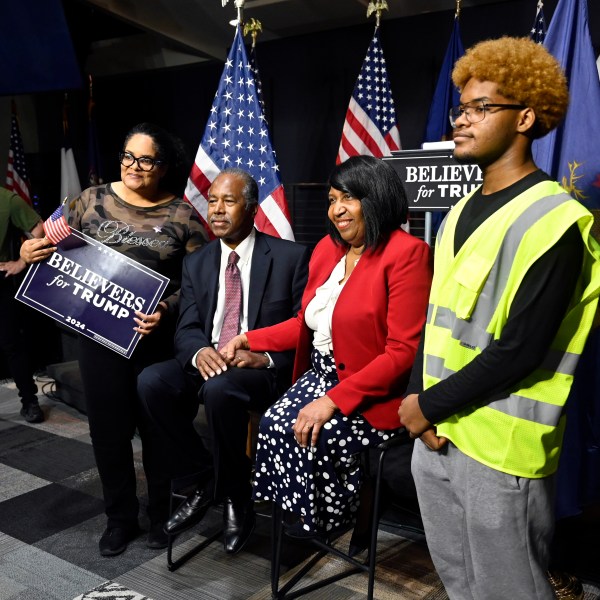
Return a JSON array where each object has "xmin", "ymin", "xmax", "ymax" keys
[{"xmin": 66, "ymin": 183, "xmax": 209, "ymax": 314}]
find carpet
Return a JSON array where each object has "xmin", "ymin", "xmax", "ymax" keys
[{"xmin": 1, "ymin": 379, "xmax": 599, "ymax": 600}]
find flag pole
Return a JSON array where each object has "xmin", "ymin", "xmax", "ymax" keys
[{"xmin": 455, "ymin": 0, "xmax": 461, "ymax": 18}]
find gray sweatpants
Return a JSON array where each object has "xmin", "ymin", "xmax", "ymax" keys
[{"xmin": 412, "ymin": 440, "xmax": 556, "ymax": 600}]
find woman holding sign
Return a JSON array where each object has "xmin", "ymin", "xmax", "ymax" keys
[{"xmin": 21, "ymin": 123, "xmax": 208, "ymax": 556}]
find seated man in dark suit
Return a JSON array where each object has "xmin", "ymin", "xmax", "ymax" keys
[{"xmin": 137, "ymin": 168, "xmax": 310, "ymax": 554}]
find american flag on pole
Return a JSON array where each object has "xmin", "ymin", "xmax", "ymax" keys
[
  {"xmin": 184, "ymin": 25, "xmax": 294, "ymax": 240},
  {"xmin": 6, "ymin": 107, "xmax": 32, "ymax": 205},
  {"xmin": 336, "ymin": 27, "xmax": 401, "ymax": 164},
  {"xmin": 43, "ymin": 205, "xmax": 71, "ymax": 244},
  {"xmin": 530, "ymin": 0, "xmax": 547, "ymax": 44}
]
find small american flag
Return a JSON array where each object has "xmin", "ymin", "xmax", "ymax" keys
[
  {"xmin": 336, "ymin": 26, "xmax": 401, "ymax": 164},
  {"xmin": 6, "ymin": 110, "xmax": 32, "ymax": 205},
  {"xmin": 184, "ymin": 25, "xmax": 294, "ymax": 241},
  {"xmin": 43, "ymin": 205, "xmax": 71, "ymax": 244},
  {"xmin": 530, "ymin": 0, "xmax": 547, "ymax": 44}
]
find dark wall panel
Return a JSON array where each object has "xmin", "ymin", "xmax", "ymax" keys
[{"xmin": 27, "ymin": 0, "xmax": 600, "ymax": 219}]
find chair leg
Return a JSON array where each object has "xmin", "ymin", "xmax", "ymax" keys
[
  {"xmin": 349, "ymin": 475, "xmax": 375, "ymax": 557},
  {"xmin": 268, "ymin": 437, "xmax": 410, "ymax": 600},
  {"xmin": 165, "ymin": 469, "xmax": 221, "ymax": 572},
  {"xmin": 271, "ymin": 503, "xmax": 285, "ymax": 597}
]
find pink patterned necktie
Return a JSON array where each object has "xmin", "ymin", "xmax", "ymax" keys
[{"xmin": 217, "ymin": 251, "xmax": 242, "ymax": 351}]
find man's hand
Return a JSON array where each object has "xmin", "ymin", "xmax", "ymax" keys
[
  {"xmin": 196, "ymin": 346, "xmax": 229, "ymax": 381},
  {"xmin": 398, "ymin": 393, "xmax": 432, "ymax": 438},
  {"xmin": 292, "ymin": 395, "xmax": 338, "ymax": 448},
  {"xmin": 0, "ymin": 258, "xmax": 27, "ymax": 277},
  {"xmin": 419, "ymin": 427, "xmax": 448, "ymax": 451}
]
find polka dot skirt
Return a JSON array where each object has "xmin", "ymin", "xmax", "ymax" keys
[{"xmin": 253, "ymin": 349, "xmax": 399, "ymax": 534}]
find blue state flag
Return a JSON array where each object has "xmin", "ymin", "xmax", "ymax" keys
[
  {"xmin": 533, "ymin": 0, "xmax": 600, "ymax": 209},
  {"xmin": 423, "ymin": 16, "xmax": 465, "ymax": 144}
]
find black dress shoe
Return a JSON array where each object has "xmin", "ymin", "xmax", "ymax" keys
[
  {"xmin": 99, "ymin": 525, "xmax": 140, "ymax": 557},
  {"xmin": 164, "ymin": 486, "xmax": 213, "ymax": 536},
  {"xmin": 223, "ymin": 497, "xmax": 255, "ymax": 554},
  {"xmin": 20, "ymin": 402, "xmax": 44, "ymax": 423},
  {"xmin": 283, "ymin": 520, "xmax": 321, "ymax": 540}
]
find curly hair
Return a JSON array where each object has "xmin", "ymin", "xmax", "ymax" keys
[
  {"xmin": 452, "ymin": 37, "xmax": 569, "ymax": 138},
  {"xmin": 123, "ymin": 122, "xmax": 191, "ymax": 193}
]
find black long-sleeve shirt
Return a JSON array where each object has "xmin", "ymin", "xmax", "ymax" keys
[{"xmin": 406, "ymin": 170, "xmax": 584, "ymax": 425}]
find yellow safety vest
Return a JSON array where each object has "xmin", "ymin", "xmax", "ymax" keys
[{"xmin": 424, "ymin": 180, "xmax": 600, "ymax": 478}]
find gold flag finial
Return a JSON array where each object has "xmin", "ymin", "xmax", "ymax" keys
[
  {"xmin": 367, "ymin": 1, "xmax": 388, "ymax": 27},
  {"xmin": 455, "ymin": 0, "xmax": 461, "ymax": 18},
  {"xmin": 244, "ymin": 18, "xmax": 262, "ymax": 48}
]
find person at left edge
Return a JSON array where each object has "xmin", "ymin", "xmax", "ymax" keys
[
  {"xmin": 20, "ymin": 122, "xmax": 209, "ymax": 557},
  {"xmin": 0, "ymin": 187, "xmax": 45, "ymax": 423}
]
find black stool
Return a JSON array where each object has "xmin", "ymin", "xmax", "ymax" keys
[{"xmin": 270, "ymin": 430, "xmax": 417, "ymax": 599}]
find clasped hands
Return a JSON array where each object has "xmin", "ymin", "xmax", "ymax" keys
[
  {"xmin": 196, "ymin": 333, "xmax": 269, "ymax": 381},
  {"xmin": 217, "ymin": 334, "xmax": 339, "ymax": 447},
  {"xmin": 398, "ymin": 393, "xmax": 448, "ymax": 451}
]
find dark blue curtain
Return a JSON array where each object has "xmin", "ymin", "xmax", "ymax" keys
[{"xmin": 1, "ymin": 0, "xmax": 81, "ymax": 95}]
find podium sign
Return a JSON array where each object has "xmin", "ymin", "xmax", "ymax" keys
[
  {"xmin": 383, "ymin": 149, "xmax": 482, "ymax": 211},
  {"xmin": 15, "ymin": 229, "xmax": 169, "ymax": 358}
]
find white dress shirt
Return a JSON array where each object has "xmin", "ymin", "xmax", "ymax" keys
[{"xmin": 192, "ymin": 228, "xmax": 273, "ymax": 368}]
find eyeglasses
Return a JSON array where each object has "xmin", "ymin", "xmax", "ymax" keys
[
  {"xmin": 449, "ymin": 101, "xmax": 527, "ymax": 128},
  {"xmin": 119, "ymin": 151, "xmax": 165, "ymax": 171}
]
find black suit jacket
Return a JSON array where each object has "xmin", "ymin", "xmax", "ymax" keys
[{"xmin": 175, "ymin": 230, "xmax": 311, "ymax": 394}]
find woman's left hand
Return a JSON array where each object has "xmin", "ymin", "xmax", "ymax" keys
[
  {"xmin": 293, "ymin": 395, "xmax": 338, "ymax": 448},
  {"xmin": 134, "ymin": 302, "xmax": 167, "ymax": 337}
]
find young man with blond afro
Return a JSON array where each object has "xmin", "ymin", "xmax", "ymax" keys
[{"xmin": 399, "ymin": 37, "xmax": 600, "ymax": 599}]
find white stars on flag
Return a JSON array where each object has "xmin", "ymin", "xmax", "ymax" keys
[{"xmin": 184, "ymin": 26, "xmax": 293, "ymax": 240}]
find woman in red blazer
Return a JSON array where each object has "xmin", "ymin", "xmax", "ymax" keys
[{"xmin": 223, "ymin": 155, "xmax": 432, "ymax": 537}]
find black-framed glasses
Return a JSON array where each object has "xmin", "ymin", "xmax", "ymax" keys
[
  {"xmin": 449, "ymin": 101, "xmax": 527, "ymax": 128},
  {"xmin": 119, "ymin": 151, "xmax": 165, "ymax": 171}
]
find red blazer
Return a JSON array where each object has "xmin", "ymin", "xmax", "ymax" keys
[{"xmin": 246, "ymin": 230, "xmax": 432, "ymax": 430}]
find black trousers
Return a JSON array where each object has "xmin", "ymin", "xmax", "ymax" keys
[
  {"xmin": 78, "ymin": 327, "xmax": 175, "ymax": 529},
  {"xmin": 0, "ymin": 277, "xmax": 37, "ymax": 405},
  {"xmin": 137, "ymin": 358, "xmax": 278, "ymax": 505}
]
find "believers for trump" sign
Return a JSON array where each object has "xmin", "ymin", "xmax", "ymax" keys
[{"xmin": 15, "ymin": 228, "xmax": 169, "ymax": 358}]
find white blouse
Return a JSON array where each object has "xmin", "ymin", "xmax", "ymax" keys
[{"xmin": 304, "ymin": 253, "xmax": 358, "ymax": 355}]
